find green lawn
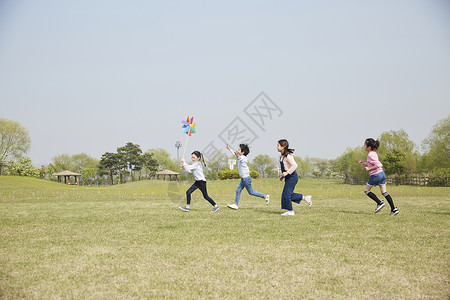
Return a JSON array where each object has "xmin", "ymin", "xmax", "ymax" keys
[{"xmin": 0, "ymin": 176, "xmax": 449, "ymax": 299}]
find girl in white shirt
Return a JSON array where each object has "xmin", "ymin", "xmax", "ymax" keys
[{"xmin": 179, "ymin": 151, "xmax": 219, "ymax": 213}]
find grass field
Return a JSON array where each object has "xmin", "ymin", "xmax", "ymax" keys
[{"xmin": 0, "ymin": 176, "xmax": 449, "ymax": 299}]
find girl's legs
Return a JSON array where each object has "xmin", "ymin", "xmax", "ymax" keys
[
  {"xmin": 364, "ymin": 185, "xmax": 382, "ymax": 205},
  {"xmin": 291, "ymin": 193, "xmax": 303, "ymax": 204},
  {"xmin": 281, "ymin": 176, "xmax": 298, "ymax": 211},
  {"xmin": 186, "ymin": 182, "xmax": 199, "ymax": 207},
  {"xmin": 198, "ymin": 181, "xmax": 216, "ymax": 206},
  {"xmin": 379, "ymin": 184, "xmax": 395, "ymax": 211},
  {"xmin": 281, "ymin": 184, "xmax": 294, "ymax": 211}
]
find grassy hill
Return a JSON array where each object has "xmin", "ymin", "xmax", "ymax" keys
[{"xmin": 1, "ymin": 176, "xmax": 449, "ymax": 299}]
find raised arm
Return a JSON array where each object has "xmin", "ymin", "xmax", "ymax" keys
[{"xmin": 226, "ymin": 144, "xmax": 237, "ymax": 157}]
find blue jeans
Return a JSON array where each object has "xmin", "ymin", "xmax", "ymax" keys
[
  {"xmin": 235, "ymin": 176, "xmax": 265, "ymax": 205},
  {"xmin": 186, "ymin": 181, "xmax": 216, "ymax": 206},
  {"xmin": 281, "ymin": 171, "xmax": 303, "ymax": 210}
]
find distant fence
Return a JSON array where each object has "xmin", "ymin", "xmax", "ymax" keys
[
  {"xmin": 387, "ymin": 174, "xmax": 449, "ymax": 187},
  {"xmin": 345, "ymin": 174, "xmax": 449, "ymax": 187}
]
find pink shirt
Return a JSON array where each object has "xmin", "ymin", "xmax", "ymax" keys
[
  {"xmin": 364, "ymin": 151, "xmax": 383, "ymax": 175},
  {"xmin": 280, "ymin": 154, "xmax": 298, "ymax": 174}
]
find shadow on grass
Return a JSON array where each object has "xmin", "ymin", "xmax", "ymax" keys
[
  {"xmin": 252, "ymin": 208, "xmax": 285, "ymax": 215},
  {"xmin": 223, "ymin": 207, "xmax": 282, "ymax": 215},
  {"xmin": 338, "ymin": 210, "xmax": 372, "ymax": 215}
]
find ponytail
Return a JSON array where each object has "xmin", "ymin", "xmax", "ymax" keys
[
  {"xmin": 365, "ymin": 138, "xmax": 380, "ymax": 151},
  {"xmin": 278, "ymin": 139, "xmax": 294, "ymax": 156},
  {"xmin": 191, "ymin": 151, "xmax": 207, "ymax": 167}
]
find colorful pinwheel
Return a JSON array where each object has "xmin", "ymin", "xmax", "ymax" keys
[
  {"xmin": 181, "ymin": 116, "xmax": 196, "ymax": 136},
  {"xmin": 180, "ymin": 116, "xmax": 196, "ymax": 159}
]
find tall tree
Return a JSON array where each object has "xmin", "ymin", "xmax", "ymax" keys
[
  {"xmin": 252, "ymin": 154, "xmax": 275, "ymax": 178},
  {"xmin": 310, "ymin": 157, "xmax": 331, "ymax": 177},
  {"xmin": 117, "ymin": 142, "xmax": 143, "ymax": 181},
  {"xmin": 378, "ymin": 129, "xmax": 416, "ymax": 155},
  {"xmin": 332, "ymin": 147, "xmax": 367, "ymax": 183},
  {"xmin": 141, "ymin": 152, "xmax": 158, "ymax": 179},
  {"xmin": 421, "ymin": 115, "xmax": 450, "ymax": 170},
  {"xmin": 294, "ymin": 156, "xmax": 313, "ymax": 178},
  {"xmin": 48, "ymin": 154, "xmax": 73, "ymax": 174},
  {"xmin": 148, "ymin": 148, "xmax": 179, "ymax": 171},
  {"xmin": 98, "ymin": 152, "xmax": 120, "ymax": 185},
  {"xmin": 7, "ymin": 157, "xmax": 39, "ymax": 177},
  {"xmin": 71, "ymin": 153, "xmax": 99, "ymax": 173},
  {"xmin": 378, "ymin": 129, "xmax": 417, "ymax": 175},
  {"xmin": 48, "ymin": 153, "xmax": 99, "ymax": 177},
  {"xmin": 0, "ymin": 118, "xmax": 31, "ymax": 175}
]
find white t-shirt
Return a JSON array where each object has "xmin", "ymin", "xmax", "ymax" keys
[
  {"xmin": 228, "ymin": 148, "xmax": 250, "ymax": 178},
  {"xmin": 183, "ymin": 161, "xmax": 206, "ymax": 181}
]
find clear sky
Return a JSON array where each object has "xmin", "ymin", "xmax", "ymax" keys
[{"xmin": 1, "ymin": 0, "xmax": 449, "ymax": 165}]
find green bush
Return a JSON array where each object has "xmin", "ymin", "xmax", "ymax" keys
[
  {"xmin": 217, "ymin": 169, "xmax": 259, "ymax": 180},
  {"xmin": 217, "ymin": 169, "xmax": 231, "ymax": 180},
  {"xmin": 250, "ymin": 170, "xmax": 260, "ymax": 179}
]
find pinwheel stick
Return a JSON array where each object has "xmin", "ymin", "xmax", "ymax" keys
[{"xmin": 182, "ymin": 132, "xmax": 190, "ymax": 159}]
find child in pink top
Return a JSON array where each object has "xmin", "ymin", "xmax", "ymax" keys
[
  {"xmin": 358, "ymin": 138, "xmax": 399, "ymax": 216},
  {"xmin": 364, "ymin": 151, "xmax": 383, "ymax": 176}
]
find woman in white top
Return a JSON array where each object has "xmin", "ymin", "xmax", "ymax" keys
[
  {"xmin": 179, "ymin": 151, "xmax": 219, "ymax": 213},
  {"xmin": 278, "ymin": 139, "xmax": 311, "ymax": 216}
]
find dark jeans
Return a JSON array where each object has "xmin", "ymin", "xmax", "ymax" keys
[
  {"xmin": 281, "ymin": 171, "xmax": 303, "ymax": 210},
  {"xmin": 186, "ymin": 180, "xmax": 216, "ymax": 206}
]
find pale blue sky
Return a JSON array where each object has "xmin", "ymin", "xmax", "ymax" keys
[{"xmin": 1, "ymin": 0, "xmax": 449, "ymax": 165}]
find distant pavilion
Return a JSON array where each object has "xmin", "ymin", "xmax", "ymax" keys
[
  {"xmin": 53, "ymin": 170, "xmax": 81, "ymax": 185},
  {"xmin": 156, "ymin": 170, "xmax": 180, "ymax": 182}
]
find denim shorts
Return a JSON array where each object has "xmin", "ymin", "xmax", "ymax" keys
[{"xmin": 367, "ymin": 171, "xmax": 386, "ymax": 186}]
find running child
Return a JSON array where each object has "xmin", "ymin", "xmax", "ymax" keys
[
  {"xmin": 179, "ymin": 151, "xmax": 219, "ymax": 213},
  {"xmin": 358, "ymin": 138, "xmax": 399, "ymax": 215},
  {"xmin": 226, "ymin": 144, "xmax": 269, "ymax": 209},
  {"xmin": 277, "ymin": 139, "xmax": 312, "ymax": 216}
]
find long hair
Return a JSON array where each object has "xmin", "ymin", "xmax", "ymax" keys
[
  {"xmin": 278, "ymin": 139, "xmax": 294, "ymax": 157},
  {"xmin": 365, "ymin": 138, "xmax": 380, "ymax": 151},
  {"xmin": 191, "ymin": 151, "xmax": 206, "ymax": 167}
]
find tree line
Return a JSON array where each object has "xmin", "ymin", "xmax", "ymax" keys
[{"xmin": 0, "ymin": 115, "xmax": 448, "ymax": 186}]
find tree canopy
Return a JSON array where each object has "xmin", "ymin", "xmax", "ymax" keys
[{"xmin": 0, "ymin": 118, "xmax": 31, "ymax": 175}]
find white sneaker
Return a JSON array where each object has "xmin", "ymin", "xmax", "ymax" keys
[
  {"xmin": 227, "ymin": 204, "xmax": 239, "ymax": 210},
  {"xmin": 281, "ymin": 210, "xmax": 295, "ymax": 216},
  {"xmin": 265, "ymin": 194, "xmax": 270, "ymax": 205},
  {"xmin": 304, "ymin": 195, "xmax": 312, "ymax": 208}
]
